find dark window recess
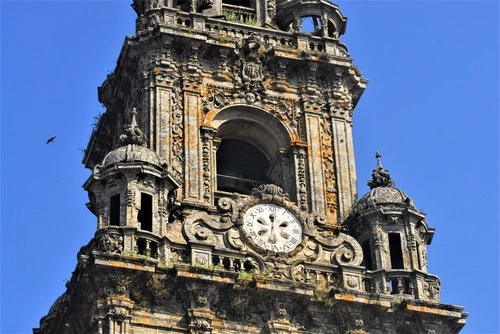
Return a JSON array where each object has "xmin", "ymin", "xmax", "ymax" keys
[
  {"xmin": 389, "ymin": 233, "xmax": 404, "ymax": 269},
  {"xmin": 416, "ymin": 243, "xmax": 422, "ymax": 270},
  {"xmin": 361, "ymin": 240, "xmax": 373, "ymax": 270},
  {"xmin": 223, "ymin": 0, "xmax": 251, "ymax": 7},
  {"xmin": 217, "ymin": 139, "xmax": 271, "ymax": 194},
  {"xmin": 327, "ymin": 21, "xmax": 336, "ymax": 37},
  {"xmin": 110, "ymin": 194, "xmax": 120, "ymax": 226},
  {"xmin": 138, "ymin": 193, "xmax": 153, "ymax": 232},
  {"xmin": 137, "ymin": 238, "xmax": 147, "ymax": 255}
]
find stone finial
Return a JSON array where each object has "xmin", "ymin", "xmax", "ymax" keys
[
  {"xmin": 117, "ymin": 108, "xmax": 147, "ymax": 148},
  {"xmin": 367, "ymin": 152, "xmax": 395, "ymax": 189}
]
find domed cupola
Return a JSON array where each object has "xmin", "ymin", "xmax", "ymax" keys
[
  {"xmin": 354, "ymin": 152, "xmax": 415, "ymax": 211},
  {"xmin": 84, "ymin": 109, "xmax": 180, "ymax": 261},
  {"xmin": 344, "ymin": 153, "xmax": 440, "ymax": 302}
]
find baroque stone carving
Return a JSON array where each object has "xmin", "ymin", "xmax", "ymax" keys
[
  {"xmin": 117, "ymin": 108, "xmax": 147, "ymax": 148},
  {"xmin": 171, "ymin": 81, "xmax": 184, "ymax": 179},
  {"xmin": 423, "ymin": 279, "xmax": 441, "ymax": 302},
  {"xmin": 294, "ymin": 147, "xmax": 308, "ymax": 211},
  {"xmin": 328, "ymin": 78, "xmax": 353, "ymax": 117},
  {"xmin": 97, "ymin": 234, "xmax": 123, "ymax": 254},
  {"xmin": 373, "ymin": 224, "xmax": 387, "ymax": 253},
  {"xmin": 368, "ymin": 152, "xmax": 395, "ymax": 189},
  {"xmin": 321, "ymin": 116, "xmax": 338, "ymax": 224},
  {"xmin": 191, "ymin": 318, "xmax": 211, "ymax": 334},
  {"xmin": 263, "ymin": 255, "xmax": 292, "ymax": 279},
  {"xmin": 268, "ymin": 99, "xmax": 300, "ymax": 128},
  {"xmin": 234, "ymin": 34, "xmax": 267, "ymax": 102},
  {"xmin": 200, "ymin": 127, "xmax": 217, "ymax": 202},
  {"xmin": 183, "ymin": 212, "xmax": 218, "ymax": 245},
  {"xmin": 226, "ymin": 227, "xmax": 246, "ymax": 250},
  {"xmin": 266, "ymin": 0, "xmax": 276, "ymax": 21},
  {"xmin": 202, "ymin": 86, "xmax": 228, "ymax": 113},
  {"xmin": 116, "ymin": 276, "xmax": 132, "ymax": 295}
]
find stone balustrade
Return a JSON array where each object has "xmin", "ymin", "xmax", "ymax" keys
[{"xmin": 138, "ymin": 8, "xmax": 350, "ymax": 57}]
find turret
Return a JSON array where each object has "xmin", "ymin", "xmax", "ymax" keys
[
  {"xmin": 344, "ymin": 153, "xmax": 439, "ymax": 301},
  {"xmin": 84, "ymin": 109, "xmax": 180, "ymax": 262}
]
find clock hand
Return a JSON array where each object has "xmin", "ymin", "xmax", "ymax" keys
[{"xmin": 268, "ymin": 213, "xmax": 277, "ymax": 244}]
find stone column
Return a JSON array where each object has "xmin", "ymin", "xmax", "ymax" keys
[
  {"xmin": 200, "ymin": 126, "xmax": 218, "ymax": 204},
  {"xmin": 304, "ymin": 111, "xmax": 326, "ymax": 215},
  {"xmin": 183, "ymin": 75, "xmax": 203, "ymax": 204},
  {"xmin": 331, "ymin": 116, "xmax": 357, "ymax": 220}
]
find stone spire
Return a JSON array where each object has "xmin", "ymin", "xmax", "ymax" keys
[
  {"xmin": 367, "ymin": 152, "xmax": 395, "ymax": 189},
  {"xmin": 117, "ymin": 108, "xmax": 147, "ymax": 148}
]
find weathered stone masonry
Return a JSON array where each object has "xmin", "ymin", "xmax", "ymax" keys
[{"xmin": 35, "ymin": 0, "xmax": 467, "ymax": 333}]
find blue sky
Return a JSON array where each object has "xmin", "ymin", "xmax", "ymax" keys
[{"xmin": 1, "ymin": 1, "xmax": 498, "ymax": 333}]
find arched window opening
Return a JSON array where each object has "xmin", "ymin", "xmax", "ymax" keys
[
  {"xmin": 109, "ymin": 194, "xmax": 120, "ymax": 226},
  {"xmin": 217, "ymin": 138, "xmax": 271, "ymax": 194},
  {"xmin": 361, "ymin": 240, "xmax": 373, "ymax": 270},
  {"xmin": 389, "ymin": 233, "xmax": 404, "ymax": 269},
  {"xmin": 138, "ymin": 193, "xmax": 153, "ymax": 232},
  {"xmin": 416, "ymin": 243, "xmax": 422, "ymax": 270},
  {"xmin": 327, "ymin": 20, "xmax": 336, "ymax": 37},
  {"xmin": 301, "ymin": 15, "xmax": 323, "ymax": 36}
]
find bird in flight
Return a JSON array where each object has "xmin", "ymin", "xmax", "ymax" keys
[{"xmin": 46, "ymin": 136, "xmax": 56, "ymax": 144}]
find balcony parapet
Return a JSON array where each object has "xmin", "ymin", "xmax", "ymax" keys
[{"xmin": 132, "ymin": 8, "xmax": 351, "ymax": 59}]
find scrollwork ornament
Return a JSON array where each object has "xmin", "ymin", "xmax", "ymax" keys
[
  {"xmin": 217, "ymin": 197, "xmax": 239, "ymax": 225},
  {"xmin": 321, "ymin": 233, "xmax": 363, "ymax": 266},
  {"xmin": 303, "ymin": 240, "xmax": 320, "ymax": 261},
  {"xmin": 226, "ymin": 227, "xmax": 245, "ymax": 250},
  {"xmin": 183, "ymin": 212, "xmax": 217, "ymax": 245}
]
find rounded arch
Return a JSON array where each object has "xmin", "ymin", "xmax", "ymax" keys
[
  {"xmin": 208, "ymin": 105, "xmax": 295, "ymax": 195},
  {"xmin": 210, "ymin": 105, "xmax": 293, "ymax": 162},
  {"xmin": 275, "ymin": 0, "xmax": 347, "ymax": 37}
]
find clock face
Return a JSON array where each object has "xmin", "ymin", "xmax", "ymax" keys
[{"xmin": 243, "ymin": 204, "xmax": 302, "ymax": 253}]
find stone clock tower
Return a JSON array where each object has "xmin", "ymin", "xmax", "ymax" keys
[{"xmin": 35, "ymin": 0, "xmax": 467, "ymax": 333}]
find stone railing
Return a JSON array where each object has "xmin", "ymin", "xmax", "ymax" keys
[
  {"xmin": 91, "ymin": 227, "xmax": 162, "ymax": 262},
  {"xmin": 222, "ymin": 4, "xmax": 257, "ymax": 24},
  {"xmin": 134, "ymin": 231, "xmax": 160, "ymax": 259},
  {"xmin": 362, "ymin": 269, "xmax": 441, "ymax": 302},
  {"xmin": 151, "ymin": 9, "xmax": 350, "ymax": 57}
]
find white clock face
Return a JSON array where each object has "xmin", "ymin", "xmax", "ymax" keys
[{"xmin": 243, "ymin": 204, "xmax": 302, "ymax": 253}]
